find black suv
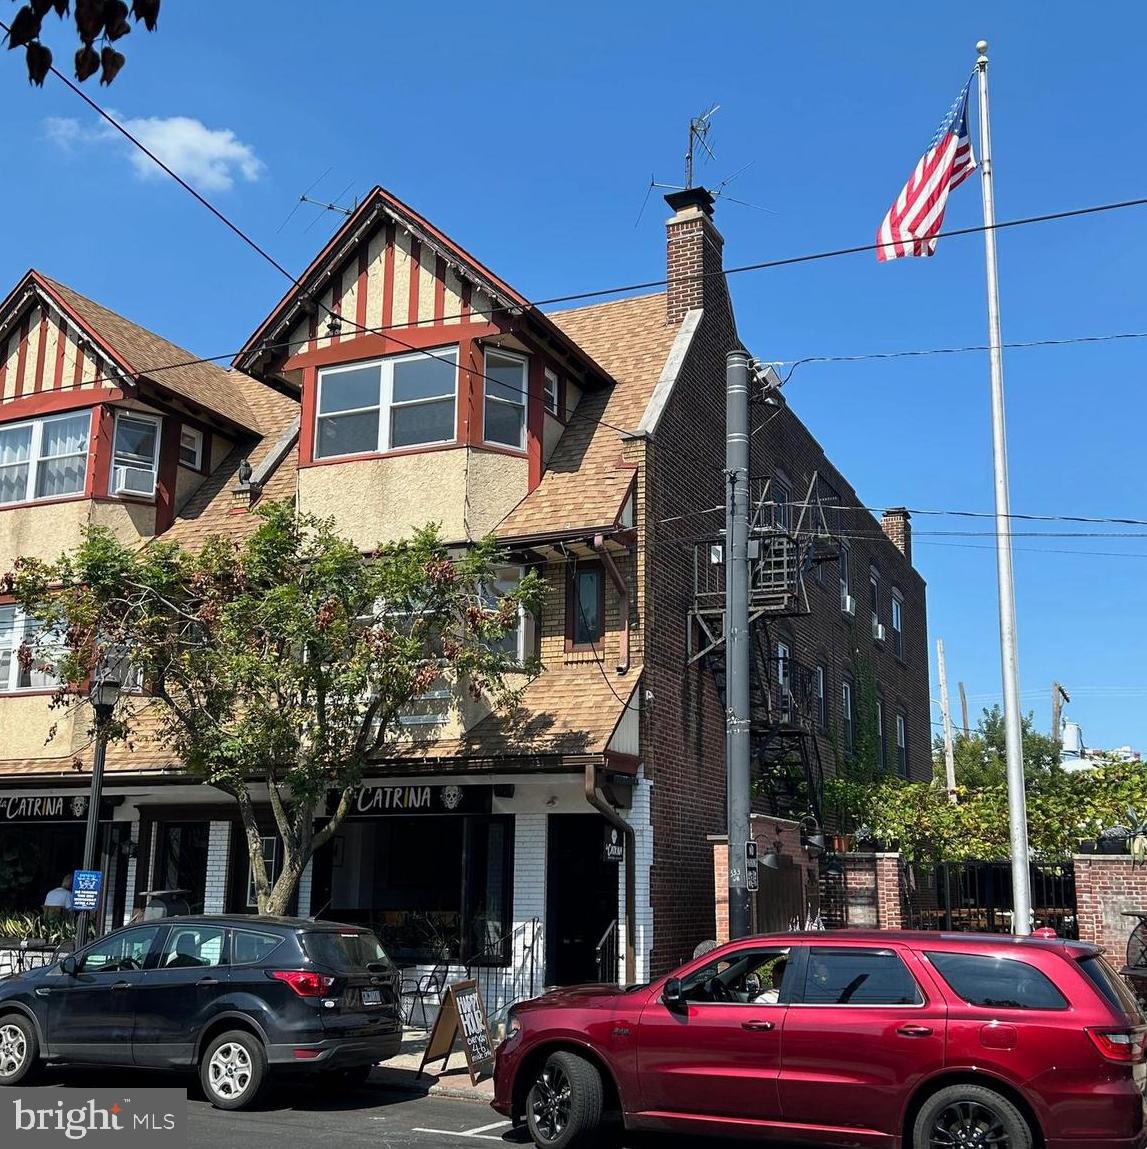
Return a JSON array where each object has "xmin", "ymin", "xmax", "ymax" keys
[{"xmin": 0, "ymin": 915, "xmax": 402, "ymax": 1109}]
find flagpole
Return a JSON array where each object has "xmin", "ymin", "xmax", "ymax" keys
[{"xmin": 975, "ymin": 39, "xmax": 1032, "ymax": 935}]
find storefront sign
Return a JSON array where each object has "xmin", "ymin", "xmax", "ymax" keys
[
  {"xmin": 603, "ymin": 824, "xmax": 625, "ymax": 863},
  {"xmin": 335, "ymin": 784, "xmax": 493, "ymax": 817},
  {"xmin": 0, "ymin": 794, "xmax": 109, "ymax": 823},
  {"xmin": 72, "ymin": 870, "xmax": 103, "ymax": 912},
  {"xmin": 419, "ymin": 979, "xmax": 495, "ymax": 1084}
]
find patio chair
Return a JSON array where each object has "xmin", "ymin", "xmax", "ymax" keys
[{"xmin": 401, "ymin": 963, "xmax": 448, "ymax": 1027}]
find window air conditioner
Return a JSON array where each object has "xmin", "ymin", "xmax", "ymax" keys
[
  {"xmin": 113, "ymin": 465, "xmax": 155, "ymax": 496},
  {"xmin": 875, "ymin": 622, "xmax": 887, "ymax": 642},
  {"xmin": 843, "ymin": 594, "xmax": 856, "ymax": 617}
]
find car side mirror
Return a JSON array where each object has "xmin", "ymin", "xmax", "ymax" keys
[
  {"xmin": 663, "ymin": 977, "xmax": 684, "ymax": 1010},
  {"xmin": 59, "ymin": 954, "xmax": 78, "ymax": 976}
]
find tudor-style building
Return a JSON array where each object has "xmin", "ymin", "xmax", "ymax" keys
[{"xmin": 0, "ymin": 186, "xmax": 930, "ymax": 987}]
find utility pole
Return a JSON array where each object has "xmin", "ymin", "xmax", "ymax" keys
[
  {"xmin": 958, "ymin": 681, "xmax": 971, "ymax": 737},
  {"xmin": 936, "ymin": 638, "xmax": 957, "ymax": 800},
  {"xmin": 976, "ymin": 40, "xmax": 1032, "ymax": 935},
  {"xmin": 1051, "ymin": 681, "xmax": 1070, "ymax": 740},
  {"xmin": 725, "ymin": 349, "xmax": 752, "ymax": 941}
]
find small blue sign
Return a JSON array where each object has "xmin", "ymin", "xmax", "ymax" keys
[{"xmin": 72, "ymin": 869, "xmax": 103, "ymax": 911}]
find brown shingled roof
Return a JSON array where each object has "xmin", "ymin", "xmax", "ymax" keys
[
  {"xmin": 497, "ymin": 293, "xmax": 674, "ymax": 538},
  {"xmin": 38, "ymin": 273, "xmax": 265, "ymax": 433}
]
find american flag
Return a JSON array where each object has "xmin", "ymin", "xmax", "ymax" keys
[{"xmin": 876, "ymin": 80, "xmax": 976, "ymax": 261}]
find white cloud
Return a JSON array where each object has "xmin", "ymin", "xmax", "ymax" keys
[{"xmin": 43, "ymin": 113, "xmax": 264, "ymax": 193}]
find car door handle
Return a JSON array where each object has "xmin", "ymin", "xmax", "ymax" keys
[
  {"xmin": 196, "ymin": 978, "xmax": 220, "ymax": 987},
  {"xmin": 742, "ymin": 1020, "xmax": 775, "ymax": 1032},
  {"xmin": 897, "ymin": 1024, "xmax": 933, "ymax": 1037},
  {"xmin": 34, "ymin": 987, "xmax": 51, "ymax": 998},
  {"xmin": 111, "ymin": 981, "xmax": 132, "ymax": 991}
]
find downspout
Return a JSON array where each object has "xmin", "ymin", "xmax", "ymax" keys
[
  {"xmin": 593, "ymin": 533, "xmax": 630, "ymax": 673},
  {"xmin": 585, "ymin": 762, "xmax": 637, "ymax": 984}
]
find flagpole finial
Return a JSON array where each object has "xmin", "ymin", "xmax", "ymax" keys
[{"xmin": 976, "ymin": 39, "xmax": 989, "ymax": 57}]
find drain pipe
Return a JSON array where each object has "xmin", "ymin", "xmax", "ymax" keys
[{"xmin": 585, "ymin": 762, "xmax": 636, "ymax": 984}]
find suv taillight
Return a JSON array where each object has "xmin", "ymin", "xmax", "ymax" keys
[
  {"xmin": 270, "ymin": 970, "xmax": 336, "ymax": 997},
  {"xmin": 1086, "ymin": 1027, "xmax": 1147, "ymax": 1063}
]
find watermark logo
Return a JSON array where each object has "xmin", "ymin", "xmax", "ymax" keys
[{"xmin": 10, "ymin": 1090, "xmax": 185, "ymax": 1147}]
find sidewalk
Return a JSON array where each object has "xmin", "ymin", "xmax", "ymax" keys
[{"xmin": 370, "ymin": 1025, "xmax": 496, "ymax": 1103}]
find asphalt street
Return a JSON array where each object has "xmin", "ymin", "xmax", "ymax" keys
[{"xmin": 29, "ymin": 1065, "xmax": 811, "ymax": 1149}]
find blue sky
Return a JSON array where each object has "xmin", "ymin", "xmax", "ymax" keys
[{"xmin": 3, "ymin": 2, "xmax": 1145, "ymax": 751}]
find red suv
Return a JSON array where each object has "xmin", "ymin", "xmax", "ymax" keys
[{"xmin": 492, "ymin": 930, "xmax": 1147, "ymax": 1149}]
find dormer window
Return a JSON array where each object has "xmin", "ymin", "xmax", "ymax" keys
[
  {"xmin": 544, "ymin": 367, "xmax": 560, "ymax": 416},
  {"xmin": 483, "ymin": 349, "xmax": 527, "ymax": 449},
  {"xmin": 315, "ymin": 347, "xmax": 458, "ymax": 460},
  {"xmin": 112, "ymin": 412, "xmax": 160, "ymax": 497},
  {"xmin": 0, "ymin": 411, "xmax": 90, "ymax": 506}
]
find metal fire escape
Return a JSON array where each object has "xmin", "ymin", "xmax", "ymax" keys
[{"xmin": 688, "ymin": 472, "xmax": 842, "ymax": 823}]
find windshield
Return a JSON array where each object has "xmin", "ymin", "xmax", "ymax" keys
[{"xmin": 303, "ymin": 930, "xmax": 393, "ymax": 972}]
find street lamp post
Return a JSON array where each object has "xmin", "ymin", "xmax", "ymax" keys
[{"xmin": 74, "ymin": 673, "xmax": 123, "ymax": 949}]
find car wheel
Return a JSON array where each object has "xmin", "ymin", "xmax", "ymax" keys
[
  {"xmin": 525, "ymin": 1051, "xmax": 603, "ymax": 1149},
  {"xmin": 0, "ymin": 1014, "xmax": 37, "ymax": 1086},
  {"xmin": 913, "ymin": 1084, "xmax": 1033, "ymax": 1149},
  {"xmin": 199, "ymin": 1030, "xmax": 267, "ymax": 1111}
]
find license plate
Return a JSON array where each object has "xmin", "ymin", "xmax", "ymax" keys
[{"xmin": 361, "ymin": 989, "xmax": 381, "ymax": 1006}]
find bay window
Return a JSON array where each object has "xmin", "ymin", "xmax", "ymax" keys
[
  {"xmin": 112, "ymin": 412, "xmax": 160, "ymax": 496},
  {"xmin": 315, "ymin": 347, "xmax": 458, "ymax": 460},
  {"xmin": 179, "ymin": 426, "xmax": 204, "ymax": 469},
  {"xmin": 0, "ymin": 411, "xmax": 90, "ymax": 506},
  {"xmin": 543, "ymin": 367, "xmax": 560, "ymax": 416},
  {"xmin": 483, "ymin": 349, "xmax": 527, "ymax": 449},
  {"xmin": 0, "ymin": 606, "xmax": 62, "ymax": 692}
]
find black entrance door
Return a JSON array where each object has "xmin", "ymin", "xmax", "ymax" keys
[{"xmin": 545, "ymin": 814, "xmax": 619, "ymax": 986}]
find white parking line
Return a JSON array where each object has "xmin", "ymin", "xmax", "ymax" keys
[{"xmin": 409, "ymin": 1120, "xmax": 510, "ymax": 1141}]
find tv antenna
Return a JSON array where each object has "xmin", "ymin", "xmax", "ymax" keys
[
  {"xmin": 685, "ymin": 103, "xmax": 719, "ymax": 189},
  {"xmin": 276, "ymin": 169, "xmax": 359, "ymax": 235}
]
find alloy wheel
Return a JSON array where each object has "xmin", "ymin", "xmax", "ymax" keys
[
  {"xmin": 207, "ymin": 1041, "xmax": 253, "ymax": 1100},
  {"xmin": 530, "ymin": 1061, "xmax": 572, "ymax": 1143},
  {"xmin": 0, "ymin": 1023, "xmax": 27, "ymax": 1079},
  {"xmin": 929, "ymin": 1099, "xmax": 1011, "ymax": 1149}
]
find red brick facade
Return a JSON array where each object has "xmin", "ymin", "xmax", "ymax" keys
[
  {"xmin": 1073, "ymin": 854, "xmax": 1146, "ymax": 963},
  {"xmin": 644, "ymin": 195, "xmax": 930, "ymax": 975}
]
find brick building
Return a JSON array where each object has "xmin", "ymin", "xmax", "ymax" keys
[{"xmin": 0, "ymin": 184, "xmax": 929, "ymax": 986}]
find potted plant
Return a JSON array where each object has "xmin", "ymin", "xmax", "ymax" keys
[
  {"xmin": 1098, "ymin": 825, "xmax": 1131, "ymax": 855},
  {"xmin": 1127, "ymin": 808, "xmax": 1147, "ymax": 866}
]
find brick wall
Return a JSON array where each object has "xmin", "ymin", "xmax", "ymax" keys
[
  {"xmin": 875, "ymin": 854, "xmax": 903, "ymax": 929},
  {"xmin": 1074, "ymin": 854, "xmax": 1147, "ymax": 961},
  {"xmin": 643, "ymin": 194, "xmax": 930, "ymax": 976}
]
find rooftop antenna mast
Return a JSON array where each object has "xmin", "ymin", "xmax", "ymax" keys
[{"xmin": 685, "ymin": 103, "xmax": 720, "ymax": 189}]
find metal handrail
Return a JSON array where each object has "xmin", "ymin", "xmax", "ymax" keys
[
  {"xmin": 464, "ymin": 916, "xmax": 542, "ymax": 1024},
  {"xmin": 594, "ymin": 918, "xmax": 619, "ymax": 984}
]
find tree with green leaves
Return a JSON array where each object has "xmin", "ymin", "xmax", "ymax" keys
[
  {"xmin": 934, "ymin": 704, "xmax": 1062, "ymax": 790},
  {"xmin": 5, "ymin": 502, "xmax": 540, "ymax": 914}
]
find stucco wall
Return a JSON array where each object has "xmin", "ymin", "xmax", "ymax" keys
[
  {"xmin": 88, "ymin": 498, "xmax": 157, "ymax": 544},
  {"xmin": 298, "ymin": 447, "xmax": 527, "ymax": 547},
  {"xmin": 0, "ymin": 499, "xmax": 90, "ymax": 571},
  {"xmin": 0, "ymin": 694, "xmax": 84, "ymax": 759}
]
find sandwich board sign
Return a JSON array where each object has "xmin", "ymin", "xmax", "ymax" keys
[{"xmin": 419, "ymin": 979, "xmax": 495, "ymax": 1084}]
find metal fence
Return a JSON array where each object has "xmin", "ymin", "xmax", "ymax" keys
[
  {"xmin": 0, "ymin": 941, "xmax": 60, "ymax": 977},
  {"xmin": 901, "ymin": 860, "xmax": 1078, "ymax": 939}
]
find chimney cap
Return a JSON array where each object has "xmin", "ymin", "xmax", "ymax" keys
[{"xmin": 665, "ymin": 186, "xmax": 715, "ymax": 217}]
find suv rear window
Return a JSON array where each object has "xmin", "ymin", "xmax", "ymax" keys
[
  {"xmin": 1078, "ymin": 955, "xmax": 1144, "ymax": 1020},
  {"xmin": 304, "ymin": 930, "xmax": 393, "ymax": 972},
  {"xmin": 927, "ymin": 951, "xmax": 1067, "ymax": 1010}
]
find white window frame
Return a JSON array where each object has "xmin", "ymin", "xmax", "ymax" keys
[
  {"xmin": 777, "ymin": 639, "xmax": 792, "ymax": 722},
  {"xmin": 366, "ymin": 599, "xmax": 453, "ymax": 728},
  {"xmin": 839, "ymin": 541, "xmax": 851, "ymax": 612},
  {"xmin": 314, "ymin": 347, "xmax": 459, "ymax": 461},
  {"xmin": 480, "ymin": 564, "xmax": 534, "ymax": 665},
  {"xmin": 543, "ymin": 367, "xmax": 560, "ymax": 417},
  {"xmin": 483, "ymin": 348, "xmax": 528, "ymax": 450},
  {"xmin": 0, "ymin": 605, "xmax": 63, "ymax": 693},
  {"xmin": 877, "ymin": 699, "xmax": 887, "ymax": 771},
  {"xmin": 247, "ymin": 836, "xmax": 281, "ymax": 907},
  {"xmin": 896, "ymin": 713, "xmax": 908, "ymax": 776},
  {"xmin": 815, "ymin": 663, "xmax": 827, "ymax": 730},
  {"xmin": 179, "ymin": 426, "xmax": 204, "ymax": 470},
  {"xmin": 112, "ymin": 411, "xmax": 161, "ymax": 498},
  {"xmin": 0, "ymin": 410, "xmax": 91, "ymax": 507},
  {"xmin": 870, "ymin": 569, "xmax": 881, "ymax": 639},
  {"xmin": 891, "ymin": 591, "xmax": 904, "ymax": 659},
  {"xmin": 841, "ymin": 678, "xmax": 854, "ymax": 752}
]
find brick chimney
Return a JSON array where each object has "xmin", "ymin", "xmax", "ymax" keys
[
  {"xmin": 881, "ymin": 507, "xmax": 912, "ymax": 563},
  {"xmin": 665, "ymin": 187, "xmax": 727, "ymax": 325}
]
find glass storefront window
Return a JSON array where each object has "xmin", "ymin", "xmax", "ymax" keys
[{"xmin": 313, "ymin": 814, "xmax": 512, "ymax": 965}]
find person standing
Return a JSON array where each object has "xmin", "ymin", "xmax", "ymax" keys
[{"xmin": 43, "ymin": 873, "xmax": 74, "ymax": 917}]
